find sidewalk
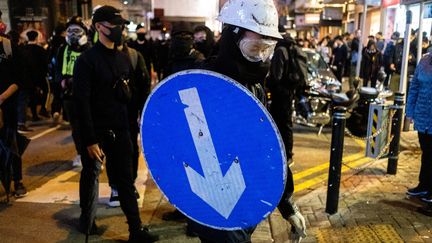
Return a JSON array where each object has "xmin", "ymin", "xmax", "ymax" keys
[{"xmin": 268, "ymin": 131, "xmax": 432, "ymax": 242}]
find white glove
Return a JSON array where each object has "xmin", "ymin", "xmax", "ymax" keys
[{"xmin": 288, "ymin": 211, "xmax": 307, "ymax": 242}]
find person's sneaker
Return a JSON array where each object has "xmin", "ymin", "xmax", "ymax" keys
[
  {"xmin": 107, "ymin": 188, "xmax": 120, "ymax": 207},
  {"xmin": 421, "ymin": 193, "xmax": 432, "ymax": 203},
  {"xmin": 72, "ymin": 155, "xmax": 82, "ymax": 168},
  {"xmin": 129, "ymin": 226, "xmax": 159, "ymax": 243},
  {"xmin": 407, "ymin": 186, "xmax": 429, "ymax": 196},
  {"xmin": 14, "ymin": 182, "xmax": 27, "ymax": 198},
  {"xmin": 162, "ymin": 209, "xmax": 186, "ymax": 221},
  {"xmin": 17, "ymin": 125, "xmax": 33, "ymax": 133},
  {"xmin": 52, "ymin": 112, "xmax": 60, "ymax": 125}
]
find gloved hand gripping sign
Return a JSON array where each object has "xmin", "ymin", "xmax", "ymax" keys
[{"xmin": 141, "ymin": 70, "xmax": 287, "ymax": 230}]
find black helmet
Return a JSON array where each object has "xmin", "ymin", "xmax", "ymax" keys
[{"xmin": 171, "ymin": 21, "xmax": 193, "ymax": 37}]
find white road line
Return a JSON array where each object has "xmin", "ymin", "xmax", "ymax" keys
[
  {"xmin": 29, "ymin": 125, "xmax": 61, "ymax": 140},
  {"xmin": 17, "ymin": 156, "xmax": 149, "ymax": 207}
]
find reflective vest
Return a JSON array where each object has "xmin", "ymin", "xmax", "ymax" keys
[{"xmin": 61, "ymin": 45, "xmax": 81, "ymax": 76}]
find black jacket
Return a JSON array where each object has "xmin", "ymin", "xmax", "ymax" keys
[
  {"xmin": 21, "ymin": 43, "xmax": 48, "ymax": 88},
  {"xmin": 0, "ymin": 40, "xmax": 21, "ymax": 128},
  {"xmin": 73, "ymin": 41, "xmax": 132, "ymax": 147},
  {"xmin": 360, "ymin": 49, "xmax": 383, "ymax": 83}
]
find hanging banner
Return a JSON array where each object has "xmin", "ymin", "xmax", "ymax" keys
[{"xmin": 382, "ymin": 0, "xmax": 400, "ymax": 8}]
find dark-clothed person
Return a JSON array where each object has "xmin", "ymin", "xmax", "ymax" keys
[
  {"xmin": 107, "ymin": 35, "xmax": 151, "ymax": 207},
  {"xmin": 48, "ymin": 24, "xmax": 66, "ymax": 118},
  {"xmin": 360, "ymin": 40, "xmax": 383, "ymax": 88},
  {"xmin": 331, "ymin": 35, "xmax": 348, "ymax": 82},
  {"xmin": 406, "ymin": 52, "xmax": 432, "ymax": 209},
  {"xmin": 163, "ymin": 21, "xmax": 205, "ymax": 79},
  {"xmin": 383, "ymin": 32, "xmax": 399, "ymax": 88},
  {"xmin": 73, "ymin": 5, "xmax": 158, "ymax": 242},
  {"xmin": 267, "ymin": 35, "xmax": 299, "ymax": 163},
  {"xmin": 128, "ymin": 24, "xmax": 153, "ymax": 78},
  {"xmin": 55, "ymin": 16, "xmax": 90, "ymax": 167},
  {"xmin": 18, "ymin": 31, "xmax": 48, "ymax": 130},
  {"xmin": 193, "ymin": 25, "xmax": 216, "ymax": 58},
  {"xmin": 0, "ymin": 34, "xmax": 27, "ymax": 197}
]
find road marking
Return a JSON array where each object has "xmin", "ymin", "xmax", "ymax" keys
[
  {"xmin": 17, "ymin": 157, "xmax": 149, "ymax": 207},
  {"xmin": 29, "ymin": 125, "xmax": 61, "ymax": 140},
  {"xmin": 293, "ymin": 152, "xmax": 363, "ymax": 181},
  {"xmin": 294, "ymin": 156, "xmax": 372, "ymax": 192},
  {"xmin": 293, "ymin": 137, "xmax": 366, "ymax": 181}
]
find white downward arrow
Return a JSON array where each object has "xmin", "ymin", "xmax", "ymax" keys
[{"xmin": 179, "ymin": 87, "xmax": 246, "ymax": 219}]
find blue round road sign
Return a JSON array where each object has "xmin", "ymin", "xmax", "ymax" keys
[{"xmin": 141, "ymin": 70, "xmax": 287, "ymax": 230}]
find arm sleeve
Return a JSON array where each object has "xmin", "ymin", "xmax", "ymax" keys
[
  {"xmin": 73, "ymin": 55, "xmax": 98, "ymax": 146},
  {"xmin": 55, "ymin": 46, "xmax": 64, "ymax": 83},
  {"xmin": 268, "ymin": 48, "xmax": 286, "ymax": 89},
  {"xmin": 406, "ymin": 62, "xmax": 421, "ymax": 119},
  {"xmin": 136, "ymin": 52, "xmax": 151, "ymax": 110}
]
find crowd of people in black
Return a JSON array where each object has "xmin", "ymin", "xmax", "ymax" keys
[{"xmin": 1, "ymin": 0, "xmax": 432, "ymax": 242}]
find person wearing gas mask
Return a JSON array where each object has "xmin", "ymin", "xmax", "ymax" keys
[
  {"xmin": 187, "ymin": 0, "xmax": 307, "ymax": 242},
  {"xmin": 193, "ymin": 25, "xmax": 216, "ymax": 58},
  {"xmin": 53, "ymin": 16, "xmax": 90, "ymax": 168},
  {"xmin": 73, "ymin": 6, "xmax": 158, "ymax": 242},
  {"xmin": 128, "ymin": 25, "xmax": 153, "ymax": 79}
]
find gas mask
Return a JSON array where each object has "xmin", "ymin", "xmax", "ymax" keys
[
  {"xmin": 101, "ymin": 24, "xmax": 123, "ymax": 45},
  {"xmin": 238, "ymin": 37, "xmax": 277, "ymax": 62},
  {"xmin": 66, "ymin": 25, "xmax": 87, "ymax": 46}
]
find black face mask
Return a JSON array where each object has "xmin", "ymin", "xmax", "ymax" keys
[
  {"xmin": 137, "ymin": 33, "xmax": 146, "ymax": 41},
  {"xmin": 102, "ymin": 24, "xmax": 123, "ymax": 45}
]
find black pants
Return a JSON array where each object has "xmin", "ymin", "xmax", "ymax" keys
[
  {"xmin": 50, "ymin": 82, "xmax": 63, "ymax": 115},
  {"xmin": 79, "ymin": 130, "xmax": 141, "ymax": 232},
  {"xmin": 418, "ymin": 132, "xmax": 432, "ymax": 192},
  {"xmin": 0, "ymin": 127, "xmax": 23, "ymax": 182},
  {"xmin": 270, "ymin": 91, "xmax": 294, "ymax": 159},
  {"xmin": 63, "ymin": 99, "xmax": 81, "ymax": 155}
]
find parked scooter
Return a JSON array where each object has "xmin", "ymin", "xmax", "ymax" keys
[{"xmin": 292, "ymin": 49, "xmax": 358, "ymax": 134}]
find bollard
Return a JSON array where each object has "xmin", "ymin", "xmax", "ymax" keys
[
  {"xmin": 387, "ymin": 92, "xmax": 405, "ymax": 175},
  {"xmin": 326, "ymin": 106, "xmax": 347, "ymax": 215}
]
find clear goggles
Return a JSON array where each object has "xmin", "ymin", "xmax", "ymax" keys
[
  {"xmin": 67, "ymin": 26, "xmax": 85, "ymax": 36},
  {"xmin": 238, "ymin": 37, "xmax": 277, "ymax": 62}
]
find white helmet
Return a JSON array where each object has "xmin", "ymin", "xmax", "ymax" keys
[{"xmin": 218, "ymin": 0, "xmax": 282, "ymax": 39}]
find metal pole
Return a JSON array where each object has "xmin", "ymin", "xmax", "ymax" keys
[
  {"xmin": 387, "ymin": 92, "xmax": 405, "ymax": 174},
  {"xmin": 399, "ymin": 9, "xmax": 412, "ymax": 94},
  {"xmin": 355, "ymin": 2, "xmax": 368, "ymax": 78},
  {"xmin": 417, "ymin": 2, "xmax": 425, "ymax": 64},
  {"xmin": 326, "ymin": 107, "xmax": 347, "ymax": 215}
]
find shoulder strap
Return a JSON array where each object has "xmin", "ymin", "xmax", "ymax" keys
[
  {"xmin": 128, "ymin": 47, "xmax": 138, "ymax": 70},
  {"xmin": 1, "ymin": 37, "xmax": 12, "ymax": 57}
]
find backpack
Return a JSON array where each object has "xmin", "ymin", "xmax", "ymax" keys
[
  {"xmin": 278, "ymin": 42, "xmax": 308, "ymax": 90},
  {"xmin": 127, "ymin": 47, "xmax": 138, "ymax": 70}
]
